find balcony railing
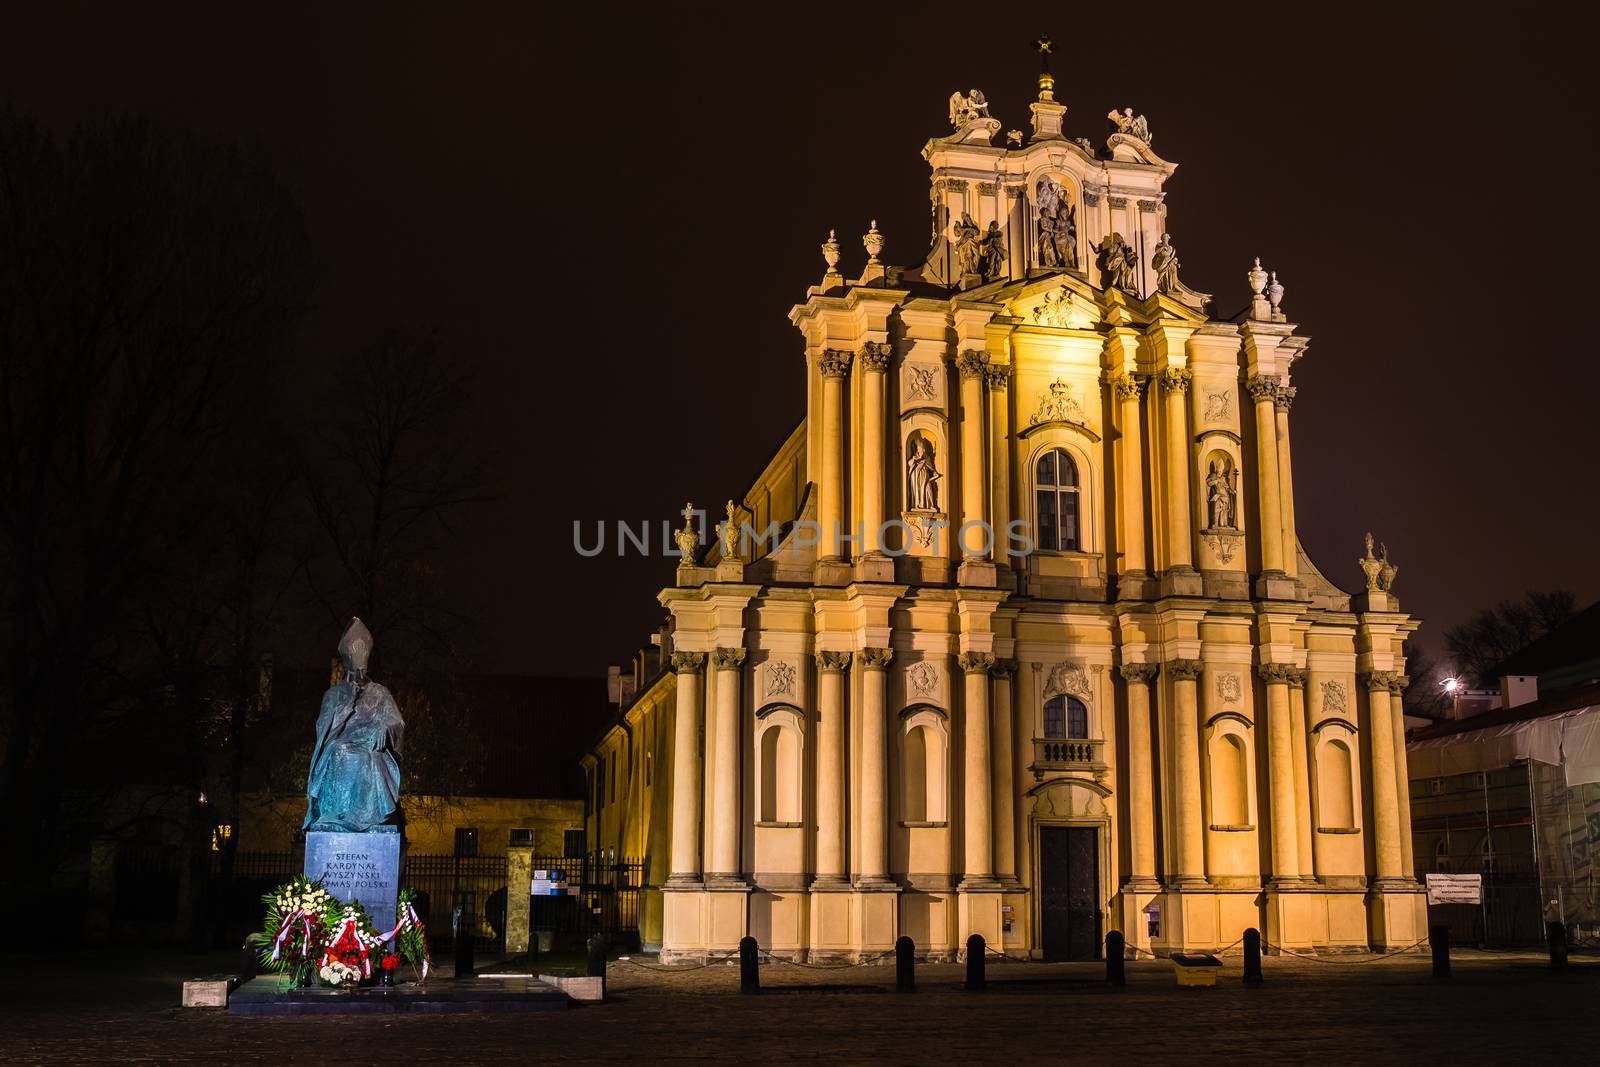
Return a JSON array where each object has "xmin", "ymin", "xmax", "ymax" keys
[{"xmin": 1030, "ymin": 737, "xmax": 1106, "ymax": 780}]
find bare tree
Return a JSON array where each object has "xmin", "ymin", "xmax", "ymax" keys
[
  {"xmin": 0, "ymin": 111, "xmax": 313, "ymax": 874},
  {"xmin": 300, "ymin": 327, "xmax": 493, "ymax": 793},
  {"xmin": 1443, "ymin": 590, "xmax": 1577, "ymax": 688}
]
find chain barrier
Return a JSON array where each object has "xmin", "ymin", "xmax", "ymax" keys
[{"xmin": 1259, "ymin": 936, "xmax": 1430, "ymax": 964}]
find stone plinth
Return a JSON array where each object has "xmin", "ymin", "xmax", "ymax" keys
[{"xmin": 305, "ymin": 831, "xmax": 401, "ymax": 934}]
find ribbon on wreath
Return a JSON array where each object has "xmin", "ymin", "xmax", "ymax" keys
[
  {"xmin": 321, "ymin": 909, "xmax": 373, "ymax": 978},
  {"xmin": 269, "ymin": 908, "xmax": 317, "ymax": 963},
  {"xmin": 376, "ymin": 900, "xmax": 430, "ymax": 979}
]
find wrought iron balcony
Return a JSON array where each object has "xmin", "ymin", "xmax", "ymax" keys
[{"xmin": 1030, "ymin": 737, "xmax": 1106, "ymax": 780}]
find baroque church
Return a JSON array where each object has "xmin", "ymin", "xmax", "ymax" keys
[{"xmin": 583, "ymin": 57, "xmax": 1426, "ymax": 961}]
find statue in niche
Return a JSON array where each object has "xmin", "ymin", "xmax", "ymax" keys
[
  {"xmin": 303, "ymin": 618, "xmax": 404, "ymax": 834},
  {"xmin": 980, "ymin": 220, "xmax": 1007, "ymax": 281},
  {"xmin": 1095, "ymin": 233, "xmax": 1138, "ymax": 292},
  {"xmin": 907, "ymin": 435, "xmax": 941, "ymax": 511},
  {"xmin": 953, "ymin": 212, "xmax": 982, "ymax": 279},
  {"xmin": 1035, "ymin": 178, "xmax": 1078, "ymax": 270},
  {"xmin": 1107, "ymin": 107, "xmax": 1152, "ymax": 144},
  {"xmin": 1151, "ymin": 233, "xmax": 1182, "ymax": 294},
  {"xmin": 948, "ymin": 89, "xmax": 990, "ymax": 127},
  {"xmin": 1206, "ymin": 456, "xmax": 1238, "ymax": 530}
]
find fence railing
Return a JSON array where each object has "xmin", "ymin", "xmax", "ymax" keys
[{"xmin": 1030, "ymin": 738, "xmax": 1105, "ymax": 778}]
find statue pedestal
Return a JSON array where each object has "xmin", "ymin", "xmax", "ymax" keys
[{"xmin": 305, "ymin": 832, "xmax": 401, "ymax": 934}]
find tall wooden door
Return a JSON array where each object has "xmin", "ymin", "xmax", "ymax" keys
[{"xmin": 1039, "ymin": 826, "xmax": 1100, "ymax": 960}]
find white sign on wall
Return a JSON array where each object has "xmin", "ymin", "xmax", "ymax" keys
[{"xmin": 1425, "ymin": 873, "xmax": 1483, "ymax": 905}]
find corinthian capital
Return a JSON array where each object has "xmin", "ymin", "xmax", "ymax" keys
[
  {"xmin": 989, "ymin": 658, "xmax": 1017, "ymax": 679},
  {"xmin": 712, "ymin": 647, "xmax": 747, "ymax": 671},
  {"xmin": 957, "ymin": 650, "xmax": 997, "ymax": 674},
  {"xmin": 671, "ymin": 651, "xmax": 706, "ymax": 675},
  {"xmin": 1273, "ymin": 384, "xmax": 1297, "ymax": 412},
  {"xmin": 1363, "ymin": 670, "xmax": 1398, "ymax": 692},
  {"xmin": 984, "ymin": 366, "xmax": 1011, "ymax": 391},
  {"xmin": 1387, "ymin": 674, "xmax": 1411, "ymax": 696},
  {"xmin": 957, "ymin": 349, "xmax": 990, "ymax": 380},
  {"xmin": 817, "ymin": 650, "xmax": 853, "ymax": 673},
  {"xmin": 1167, "ymin": 658, "xmax": 1204, "ymax": 681},
  {"xmin": 1158, "ymin": 367, "xmax": 1191, "ymax": 394},
  {"xmin": 1119, "ymin": 662, "xmax": 1159, "ymax": 684},
  {"xmin": 1114, "ymin": 374, "xmax": 1146, "ymax": 402},
  {"xmin": 1258, "ymin": 662, "xmax": 1297, "ymax": 686},
  {"xmin": 1246, "ymin": 374, "xmax": 1282, "ymax": 403},
  {"xmin": 859, "ymin": 647, "xmax": 894, "ymax": 670},
  {"xmin": 858, "ymin": 341, "xmax": 893, "ymax": 373},
  {"xmin": 819, "ymin": 349, "xmax": 854, "ymax": 379}
]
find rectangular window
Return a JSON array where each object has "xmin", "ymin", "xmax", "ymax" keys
[
  {"xmin": 454, "ymin": 827, "xmax": 479, "ymax": 858},
  {"xmin": 210, "ymin": 824, "xmax": 233, "ymax": 852},
  {"xmin": 598, "ymin": 757, "xmax": 606, "ymax": 810},
  {"xmin": 563, "ymin": 829, "xmax": 586, "ymax": 858},
  {"xmin": 610, "ymin": 758, "xmax": 617, "ymax": 803}
]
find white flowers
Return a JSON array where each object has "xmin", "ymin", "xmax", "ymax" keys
[{"xmin": 319, "ymin": 961, "xmax": 360, "ymax": 986}]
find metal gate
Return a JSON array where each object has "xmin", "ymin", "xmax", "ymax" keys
[{"xmin": 528, "ymin": 855, "xmax": 642, "ymax": 949}]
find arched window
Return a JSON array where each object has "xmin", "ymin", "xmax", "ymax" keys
[
  {"xmin": 1316, "ymin": 738, "xmax": 1356, "ymax": 830},
  {"xmin": 1210, "ymin": 733, "xmax": 1249, "ymax": 826},
  {"xmin": 1043, "ymin": 695, "xmax": 1088, "ymax": 739},
  {"xmin": 1035, "ymin": 448, "xmax": 1080, "ymax": 551}
]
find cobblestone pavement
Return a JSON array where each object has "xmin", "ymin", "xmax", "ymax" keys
[{"xmin": 2, "ymin": 949, "xmax": 1593, "ymax": 1065}]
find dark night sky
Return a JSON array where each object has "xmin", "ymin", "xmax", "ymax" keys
[{"xmin": 5, "ymin": 4, "xmax": 1596, "ymax": 676}]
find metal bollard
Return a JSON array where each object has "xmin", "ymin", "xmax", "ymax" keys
[
  {"xmin": 1547, "ymin": 922, "xmax": 1569, "ymax": 970},
  {"xmin": 452, "ymin": 904, "xmax": 475, "ymax": 979},
  {"xmin": 739, "ymin": 935, "xmax": 760, "ymax": 994},
  {"xmin": 1430, "ymin": 925, "xmax": 1450, "ymax": 979},
  {"xmin": 965, "ymin": 933, "xmax": 986, "ymax": 991},
  {"xmin": 1105, "ymin": 930, "xmax": 1125, "ymax": 986},
  {"xmin": 1243, "ymin": 927, "xmax": 1263, "ymax": 985},
  {"xmin": 896, "ymin": 935, "xmax": 916, "ymax": 993}
]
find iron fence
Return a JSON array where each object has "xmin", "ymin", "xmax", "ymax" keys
[
  {"xmin": 528, "ymin": 855, "xmax": 643, "ymax": 950},
  {"xmin": 403, "ymin": 853, "xmax": 508, "ymax": 953}
]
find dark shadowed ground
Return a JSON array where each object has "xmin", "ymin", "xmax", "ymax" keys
[{"xmin": 1, "ymin": 947, "xmax": 1593, "ymax": 1064}]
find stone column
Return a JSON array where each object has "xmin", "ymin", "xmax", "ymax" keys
[
  {"xmin": 858, "ymin": 344, "xmax": 891, "ymax": 556},
  {"xmin": 1115, "ymin": 374, "xmax": 1148, "ymax": 580},
  {"xmin": 708, "ymin": 647, "xmax": 746, "ymax": 881},
  {"xmin": 958, "ymin": 651, "xmax": 997, "ymax": 885},
  {"xmin": 857, "ymin": 648, "xmax": 894, "ymax": 886},
  {"xmin": 1390, "ymin": 675, "xmax": 1416, "ymax": 877},
  {"xmin": 813, "ymin": 651, "xmax": 852, "ymax": 888},
  {"xmin": 1247, "ymin": 375, "xmax": 1285, "ymax": 574},
  {"xmin": 957, "ymin": 350, "xmax": 989, "ymax": 559},
  {"xmin": 1364, "ymin": 672, "xmax": 1404, "ymax": 880},
  {"xmin": 1167, "ymin": 658, "xmax": 1206, "ymax": 884},
  {"xmin": 818, "ymin": 350, "xmax": 853, "ymax": 560},
  {"xmin": 986, "ymin": 366, "xmax": 1011, "ymax": 565},
  {"xmin": 1274, "ymin": 384, "xmax": 1299, "ymax": 577},
  {"xmin": 1259, "ymin": 664, "xmax": 1301, "ymax": 883},
  {"xmin": 1120, "ymin": 662, "xmax": 1160, "ymax": 885},
  {"xmin": 667, "ymin": 652, "xmax": 706, "ymax": 884},
  {"xmin": 1159, "ymin": 368, "xmax": 1194, "ymax": 572},
  {"xmin": 1287, "ymin": 668, "xmax": 1314, "ymax": 880},
  {"xmin": 990, "ymin": 659, "xmax": 1018, "ymax": 884}
]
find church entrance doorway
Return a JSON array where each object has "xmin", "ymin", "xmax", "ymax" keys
[{"xmin": 1039, "ymin": 825, "xmax": 1100, "ymax": 960}]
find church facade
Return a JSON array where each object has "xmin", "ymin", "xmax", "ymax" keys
[{"xmin": 583, "ymin": 63, "xmax": 1426, "ymax": 960}]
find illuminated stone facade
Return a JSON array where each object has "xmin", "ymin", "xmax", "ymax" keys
[{"xmin": 585, "ymin": 64, "xmax": 1426, "ymax": 960}]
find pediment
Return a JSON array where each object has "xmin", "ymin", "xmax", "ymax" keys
[{"xmin": 1009, "ymin": 276, "xmax": 1100, "ymax": 330}]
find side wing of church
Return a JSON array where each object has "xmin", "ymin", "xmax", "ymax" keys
[{"xmin": 584, "ymin": 62, "xmax": 1425, "ymax": 960}]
